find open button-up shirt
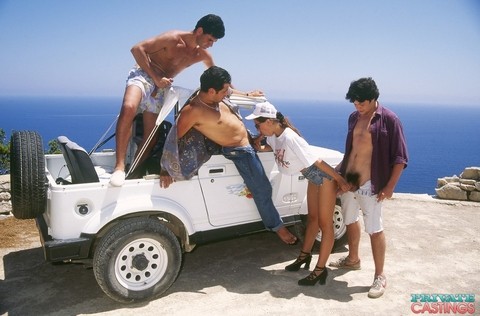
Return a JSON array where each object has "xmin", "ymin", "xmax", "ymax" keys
[{"xmin": 339, "ymin": 104, "xmax": 409, "ymax": 195}]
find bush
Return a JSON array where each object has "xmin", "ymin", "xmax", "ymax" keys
[
  {"xmin": 47, "ymin": 139, "xmax": 62, "ymax": 154},
  {"xmin": 0, "ymin": 129, "xmax": 9, "ymax": 174}
]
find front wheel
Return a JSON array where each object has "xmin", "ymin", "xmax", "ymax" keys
[{"xmin": 93, "ymin": 217, "xmax": 182, "ymax": 303}]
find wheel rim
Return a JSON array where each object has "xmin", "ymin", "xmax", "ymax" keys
[
  {"xmin": 332, "ymin": 205, "xmax": 346, "ymax": 239},
  {"xmin": 115, "ymin": 237, "xmax": 168, "ymax": 291},
  {"xmin": 316, "ymin": 205, "xmax": 346, "ymax": 241}
]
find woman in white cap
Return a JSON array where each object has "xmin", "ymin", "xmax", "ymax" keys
[{"xmin": 246, "ymin": 101, "xmax": 350, "ymax": 286}]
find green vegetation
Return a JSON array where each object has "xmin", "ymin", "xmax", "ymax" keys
[
  {"xmin": 0, "ymin": 129, "xmax": 9, "ymax": 174},
  {"xmin": 47, "ymin": 139, "xmax": 62, "ymax": 154}
]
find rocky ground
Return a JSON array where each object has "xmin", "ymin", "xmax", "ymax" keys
[
  {"xmin": 0, "ymin": 174, "xmax": 38, "ymax": 249},
  {"xmin": 0, "ymin": 216, "xmax": 37, "ymax": 248}
]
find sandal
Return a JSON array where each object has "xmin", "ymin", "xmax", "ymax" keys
[{"xmin": 329, "ymin": 256, "xmax": 361, "ymax": 270}]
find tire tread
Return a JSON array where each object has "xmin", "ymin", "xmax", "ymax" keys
[{"xmin": 10, "ymin": 130, "xmax": 47, "ymax": 219}]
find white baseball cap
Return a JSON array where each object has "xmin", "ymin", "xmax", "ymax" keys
[{"xmin": 245, "ymin": 101, "xmax": 277, "ymax": 120}]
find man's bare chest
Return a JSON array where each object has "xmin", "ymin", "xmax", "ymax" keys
[
  {"xmin": 354, "ymin": 117, "xmax": 372, "ymax": 136},
  {"xmin": 152, "ymin": 46, "xmax": 201, "ymax": 65}
]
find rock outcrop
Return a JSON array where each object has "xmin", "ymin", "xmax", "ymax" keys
[
  {"xmin": 0, "ymin": 174, "xmax": 12, "ymax": 214},
  {"xmin": 436, "ymin": 167, "xmax": 480, "ymax": 202}
]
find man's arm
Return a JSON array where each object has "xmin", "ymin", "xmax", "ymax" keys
[
  {"xmin": 378, "ymin": 115, "xmax": 408, "ymax": 200},
  {"xmin": 159, "ymin": 105, "xmax": 204, "ymax": 189},
  {"xmin": 130, "ymin": 34, "xmax": 175, "ymax": 88},
  {"xmin": 201, "ymin": 49, "xmax": 215, "ymax": 68},
  {"xmin": 377, "ymin": 163, "xmax": 405, "ymax": 201},
  {"xmin": 176, "ymin": 105, "xmax": 197, "ymax": 138}
]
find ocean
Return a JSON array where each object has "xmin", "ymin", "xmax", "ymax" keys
[{"xmin": 1, "ymin": 96, "xmax": 479, "ymax": 195}]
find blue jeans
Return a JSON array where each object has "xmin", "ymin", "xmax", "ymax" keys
[{"xmin": 222, "ymin": 145, "xmax": 284, "ymax": 231}]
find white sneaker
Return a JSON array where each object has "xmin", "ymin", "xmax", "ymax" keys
[
  {"xmin": 110, "ymin": 170, "xmax": 126, "ymax": 187},
  {"xmin": 368, "ymin": 275, "xmax": 386, "ymax": 298}
]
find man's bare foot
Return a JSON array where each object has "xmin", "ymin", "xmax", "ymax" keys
[{"xmin": 276, "ymin": 227, "xmax": 298, "ymax": 245}]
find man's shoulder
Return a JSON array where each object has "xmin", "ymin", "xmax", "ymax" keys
[
  {"xmin": 378, "ymin": 104, "xmax": 400, "ymax": 120},
  {"xmin": 376, "ymin": 103, "xmax": 391, "ymax": 113},
  {"xmin": 177, "ymin": 103, "xmax": 197, "ymax": 120},
  {"xmin": 150, "ymin": 30, "xmax": 186, "ymax": 43},
  {"xmin": 348, "ymin": 111, "xmax": 359, "ymax": 123}
]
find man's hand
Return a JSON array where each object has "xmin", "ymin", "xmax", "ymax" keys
[
  {"xmin": 247, "ymin": 90, "xmax": 264, "ymax": 97},
  {"xmin": 377, "ymin": 186, "xmax": 394, "ymax": 202},
  {"xmin": 159, "ymin": 170, "xmax": 174, "ymax": 188},
  {"xmin": 155, "ymin": 77, "xmax": 174, "ymax": 88},
  {"xmin": 151, "ymin": 77, "xmax": 174, "ymax": 97},
  {"xmin": 252, "ymin": 133, "xmax": 263, "ymax": 149}
]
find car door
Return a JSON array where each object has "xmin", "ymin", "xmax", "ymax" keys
[{"xmin": 198, "ymin": 152, "xmax": 293, "ymax": 227}]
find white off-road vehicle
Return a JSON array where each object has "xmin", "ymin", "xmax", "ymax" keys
[{"xmin": 9, "ymin": 88, "xmax": 346, "ymax": 303}]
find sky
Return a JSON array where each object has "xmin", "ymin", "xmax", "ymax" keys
[{"xmin": 0, "ymin": 0, "xmax": 479, "ymax": 105}]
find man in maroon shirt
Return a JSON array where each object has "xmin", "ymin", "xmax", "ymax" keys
[{"xmin": 329, "ymin": 77, "xmax": 408, "ymax": 298}]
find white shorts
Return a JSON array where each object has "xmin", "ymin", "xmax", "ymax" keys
[
  {"xmin": 126, "ymin": 66, "xmax": 167, "ymax": 114},
  {"xmin": 340, "ymin": 180, "xmax": 383, "ymax": 234}
]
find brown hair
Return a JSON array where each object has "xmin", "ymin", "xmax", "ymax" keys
[{"xmin": 256, "ymin": 112, "xmax": 302, "ymax": 137}]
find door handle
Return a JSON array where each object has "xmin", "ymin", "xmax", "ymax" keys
[{"xmin": 209, "ymin": 168, "xmax": 225, "ymax": 175}]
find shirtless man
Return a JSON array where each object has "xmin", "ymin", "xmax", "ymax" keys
[
  {"xmin": 162, "ymin": 66, "xmax": 297, "ymax": 245},
  {"xmin": 329, "ymin": 77, "xmax": 408, "ymax": 298},
  {"xmin": 110, "ymin": 14, "xmax": 225, "ymax": 186}
]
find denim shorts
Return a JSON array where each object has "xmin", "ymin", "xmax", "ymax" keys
[{"xmin": 301, "ymin": 164, "xmax": 332, "ymax": 185}]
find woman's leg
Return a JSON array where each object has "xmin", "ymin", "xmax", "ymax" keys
[
  {"xmin": 302, "ymin": 182, "xmax": 321, "ymax": 253},
  {"xmin": 284, "ymin": 181, "xmax": 320, "ymax": 270},
  {"xmin": 315, "ymin": 178, "xmax": 337, "ymax": 268}
]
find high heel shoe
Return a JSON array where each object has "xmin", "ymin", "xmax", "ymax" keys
[
  {"xmin": 298, "ymin": 266, "xmax": 328, "ymax": 286},
  {"xmin": 285, "ymin": 250, "xmax": 312, "ymax": 271}
]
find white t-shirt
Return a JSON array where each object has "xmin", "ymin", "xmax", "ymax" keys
[{"xmin": 266, "ymin": 128, "xmax": 319, "ymax": 175}]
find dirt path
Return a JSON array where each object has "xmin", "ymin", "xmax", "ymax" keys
[{"xmin": 0, "ymin": 217, "xmax": 38, "ymax": 248}]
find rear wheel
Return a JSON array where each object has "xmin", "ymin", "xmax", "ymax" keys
[
  {"xmin": 93, "ymin": 217, "xmax": 182, "ymax": 303},
  {"xmin": 10, "ymin": 130, "xmax": 47, "ymax": 219}
]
